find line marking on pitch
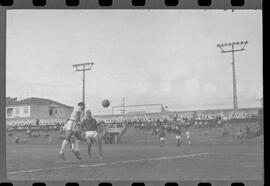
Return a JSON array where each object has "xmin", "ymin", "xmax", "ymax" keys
[
  {"xmin": 79, "ymin": 152, "xmax": 209, "ymax": 168},
  {"xmin": 8, "ymin": 152, "xmax": 209, "ymax": 175},
  {"xmin": 8, "ymin": 165, "xmax": 76, "ymax": 174}
]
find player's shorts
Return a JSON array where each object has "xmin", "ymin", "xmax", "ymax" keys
[
  {"xmin": 160, "ymin": 137, "xmax": 165, "ymax": 141},
  {"xmin": 64, "ymin": 120, "xmax": 77, "ymax": 131},
  {"xmin": 65, "ymin": 130, "xmax": 84, "ymax": 143},
  {"xmin": 85, "ymin": 131, "xmax": 98, "ymax": 139},
  {"xmin": 176, "ymin": 135, "xmax": 182, "ymax": 140}
]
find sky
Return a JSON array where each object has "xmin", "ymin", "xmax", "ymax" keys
[{"xmin": 6, "ymin": 10, "xmax": 263, "ymax": 114}]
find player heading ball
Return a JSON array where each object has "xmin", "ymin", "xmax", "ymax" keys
[{"xmin": 59, "ymin": 102, "xmax": 85, "ymax": 161}]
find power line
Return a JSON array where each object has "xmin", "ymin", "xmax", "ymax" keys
[
  {"xmin": 112, "ymin": 102, "xmax": 166, "ymax": 114},
  {"xmin": 217, "ymin": 41, "xmax": 248, "ymax": 110}
]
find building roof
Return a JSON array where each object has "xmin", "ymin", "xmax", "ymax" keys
[
  {"xmin": 6, "ymin": 97, "xmax": 18, "ymax": 105},
  {"xmin": 7, "ymin": 97, "xmax": 73, "ymax": 108}
]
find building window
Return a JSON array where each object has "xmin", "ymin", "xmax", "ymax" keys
[
  {"xmin": 15, "ymin": 107, "xmax": 20, "ymax": 115},
  {"xmin": 55, "ymin": 109, "xmax": 58, "ymax": 114},
  {"xmin": 6, "ymin": 106, "xmax": 30, "ymax": 118},
  {"xmin": 49, "ymin": 109, "xmax": 53, "ymax": 116},
  {"xmin": 23, "ymin": 107, "xmax": 28, "ymax": 114},
  {"xmin": 6, "ymin": 108, "xmax": 14, "ymax": 117}
]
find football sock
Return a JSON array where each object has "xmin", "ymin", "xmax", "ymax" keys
[{"xmin": 59, "ymin": 140, "xmax": 69, "ymax": 154}]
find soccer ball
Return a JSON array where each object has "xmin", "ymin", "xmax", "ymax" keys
[{"xmin": 102, "ymin": 99, "xmax": 110, "ymax": 108}]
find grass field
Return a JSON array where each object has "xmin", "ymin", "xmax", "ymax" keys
[{"xmin": 6, "ymin": 124, "xmax": 264, "ymax": 181}]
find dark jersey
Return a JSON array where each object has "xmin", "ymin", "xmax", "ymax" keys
[
  {"xmin": 159, "ymin": 130, "xmax": 166, "ymax": 138},
  {"xmin": 176, "ymin": 124, "xmax": 182, "ymax": 132},
  {"xmin": 81, "ymin": 118, "xmax": 97, "ymax": 131},
  {"xmin": 176, "ymin": 126, "xmax": 181, "ymax": 135}
]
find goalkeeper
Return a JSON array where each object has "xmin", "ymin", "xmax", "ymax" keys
[{"xmin": 81, "ymin": 110, "xmax": 103, "ymax": 159}]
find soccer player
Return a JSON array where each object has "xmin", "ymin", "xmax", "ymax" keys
[
  {"xmin": 175, "ymin": 127, "xmax": 182, "ymax": 147},
  {"xmin": 81, "ymin": 110, "xmax": 102, "ymax": 159},
  {"xmin": 59, "ymin": 102, "xmax": 85, "ymax": 161},
  {"xmin": 49, "ymin": 136, "xmax": 53, "ymax": 144},
  {"xmin": 173, "ymin": 112, "xmax": 178, "ymax": 123},
  {"xmin": 15, "ymin": 136, "xmax": 19, "ymax": 144},
  {"xmin": 159, "ymin": 127, "xmax": 166, "ymax": 147},
  {"xmin": 175, "ymin": 132, "xmax": 182, "ymax": 147},
  {"xmin": 186, "ymin": 130, "xmax": 191, "ymax": 145},
  {"xmin": 237, "ymin": 129, "xmax": 244, "ymax": 139}
]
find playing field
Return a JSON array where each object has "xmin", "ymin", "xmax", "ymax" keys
[{"xmin": 6, "ymin": 126, "xmax": 263, "ymax": 181}]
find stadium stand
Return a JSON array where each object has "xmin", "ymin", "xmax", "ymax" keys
[{"xmin": 6, "ymin": 108, "xmax": 262, "ymax": 145}]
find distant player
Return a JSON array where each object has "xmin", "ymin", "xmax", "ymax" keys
[
  {"xmin": 26, "ymin": 128, "xmax": 32, "ymax": 138},
  {"xmin": 176, "ymin": 133, "xmax": 182, "ymax": 147},
  {"xmin": 186, "ymin": 130, "xmax": 191, "ymax": 145},
  {"xmin": 81, "ymin": 110, "xmax": 102, "ymax": 159},
  {"xmin": 175, "ymin": 127, "xmax": 182, "ymax": 147},
  {"xmin": 173, "ymin": 112, "xmax": 178, "ymax": 123},
  {"xmin": 156, "ymin": 128, "xmax": 159, "ymax": 135},
  {"xmin": 237, "ymin": 129, "xmax": 244, "ymax": 139},
  {"xmin": 159, "ymin": 127, "xmax": 166, "ymax": 147},
  {"xmin": 59, "ymin": 102, "xmax": 85, "ymax": 161},
  {"xmin": 49, "ymin": 136, "xmax": 53, "ymax": 144},
  {"xmin": 15, "ymin": 136, "xmax": 19, "ymax": 144}
]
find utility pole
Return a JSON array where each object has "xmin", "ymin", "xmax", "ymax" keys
[
  {"xmin": 217, "ymin": 41, "xmax": 248, "ymax": 110},
  {"xmin": 73, "ymin": 62, "xmax": 94, "ymax": 115},
  {"xmin": 120, "ymin": 98, "xmax": 125, "ymax": 114}
]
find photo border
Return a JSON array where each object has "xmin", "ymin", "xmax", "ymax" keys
[{"xmin": 0, "ymin": 0, "xmax": 263, "ymax": 185}]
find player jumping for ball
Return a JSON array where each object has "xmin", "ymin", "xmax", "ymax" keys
[
  {"xmin": 59, "ymin": 102, "xmax": 85, "ymax": 161},
  {"xmin": 81, "ymin": 110, "xmax": 102, "ymax": 159}
]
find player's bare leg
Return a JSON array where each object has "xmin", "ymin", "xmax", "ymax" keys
[
  {"xmin": 88, "ymin": 143, "xmax": 92, "ymax": 157},
  {"xmin": 72, "ymin": 139, "xmax": 82, "ymax": 160},
  {"xmin": 176, "ymin": 138, "xmax": 181, "ymax": 147},
  {"xmin": 59, "ymin": 130, "xmax": 74, "ymax": 161},
  {"xmin": 160, "ymin": 138, "xmax": 165, "ymax": 147},
  {"xmin": 59, "ymin": 140, "xmax": 68, "ymax": 161},
  {"xmin": 96, "ymin": 135, "xmax": 102, "ymax": 159},
  {"xmin": 98, "ymin": 140, "xmax": 102, "ymax": 159},
  {"xmin": 71, "ymin": 137, "xmax": 75, "ymax": 151},
  {"xmin": 86, "ymin": 138, "xmax": 92, "ymax": 158}
]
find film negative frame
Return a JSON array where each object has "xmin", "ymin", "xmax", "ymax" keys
[{"xmin": 0, "ymin": 0, "xmax": 264, "ymax": 186}]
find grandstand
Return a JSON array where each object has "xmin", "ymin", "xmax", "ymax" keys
[{"xmin": 94, "ymin": 107, "xmax": 260, "ymax": 123}]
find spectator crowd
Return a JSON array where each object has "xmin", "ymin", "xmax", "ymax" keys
[{"xmin": 6, "ymin": 109, "xmax": 262, "ymax": 141}]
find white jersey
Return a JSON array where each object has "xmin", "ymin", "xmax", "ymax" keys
[
  {"xmin": 64, "ymin": 107, "xmax": 82, "ymax": 131},
  {"xmin": 176, "ymin": 135, "xmax": 182, "ymax": 140},
  {"xmin": 186, "ymin": 131, "xmax": 191, "ymax": 139}
]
